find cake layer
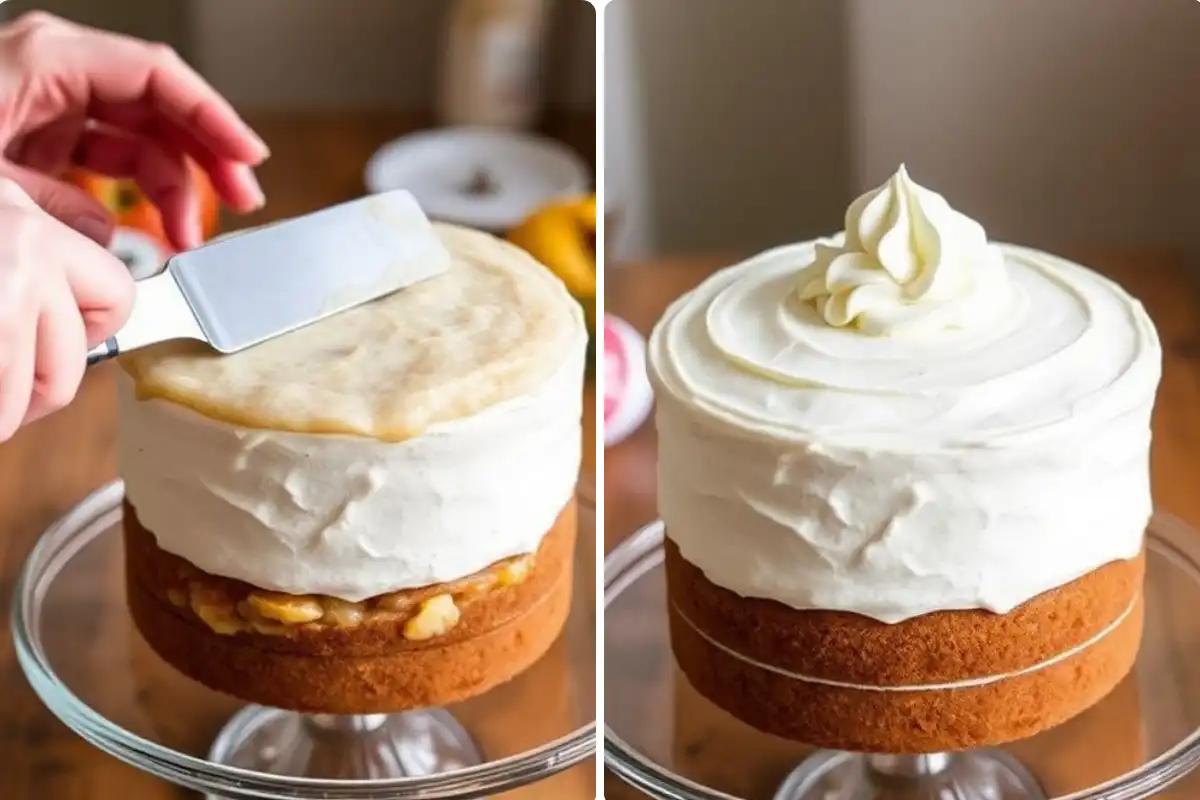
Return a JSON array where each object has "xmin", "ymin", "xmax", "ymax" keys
[
  {"xmin": 116, "ymin": 346, "xmax": 582, "ymax": 600},
  {"xmin": 666, "ymin": 538, "xmax": 1142, "ymax": 686},
  {"xmin": 648, "ymin": 169, "xmax": 1160, "ymax": 622},
  {"xmin": 125, "ymin": 499, "xmax": 575, "ymax": 655},
  {"xmin": 126, "ymin": 501, "xmax": 575, "ymax": 713},
  {"xmin": 667, "ymin": 546, "xmax": 1143, "ymax": 752},
  {"xmin": 120, "ymin": 224, "xmax": 587, "ymax": 440},
  {"xmin": 128, "ymin": 562, "xmax": 572, "ymax": 714}
]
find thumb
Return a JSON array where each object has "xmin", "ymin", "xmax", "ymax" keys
[{"xmin": 0, "ymin": 161, "xmax": 114, "ymax": 246}]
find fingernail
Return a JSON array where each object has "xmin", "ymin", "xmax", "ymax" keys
[
  {"xmin": 236, "ymin": 118, "xmax": 270, "ymax": 163},
  {"xmin": 245, "ymin": 169, "xmax": 266, "ymax": 210},
  {"xmin": 250, "ymin": 131, "xmax": 271, "ymax": 162},
  {"xmin": 76, "ymin": 214, "xmax": 113, "ymax": 246}
]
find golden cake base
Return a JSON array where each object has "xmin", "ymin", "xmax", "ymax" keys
[
  {"xmin": 125, "ymin": 501, "xmax": 576, "ymax": 714},
  {"xmin": 665, "ymin": 538, "xmax": 1144, "ymax": 753}
]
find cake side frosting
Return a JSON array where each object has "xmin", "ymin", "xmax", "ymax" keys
[
  {"xmin": 118, "ymin": 223, "xmax": 587, "ymax": 601},
  {"xmin": 649, "ymin": 166, "xmax": 1161, "ymax": 624},
  {"xmin": 121, "ymin": 223, "xmax": 584, "ymax": 441}
]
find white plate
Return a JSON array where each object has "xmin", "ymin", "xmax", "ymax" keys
[
  {"xmin": 110, "ymin": 227, "xmax": 168, "ymax": 280},
  {"xmin": 364, "ymin": 127, "xmax": 591, "ymax": 232}
]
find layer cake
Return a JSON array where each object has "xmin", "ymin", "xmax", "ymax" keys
[
  {"xmin": 649, "ymin": 166, "xmax": 1161, "ymax": 752},
  {"xmin": 118, "ymin": 222, "xmax": 587, "ymax": 713}
]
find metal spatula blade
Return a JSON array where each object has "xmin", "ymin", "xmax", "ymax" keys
[{"xmin": 87, "ymin": 189, "xmax": 451, "ymax": 364}]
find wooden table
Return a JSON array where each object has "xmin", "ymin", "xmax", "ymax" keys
[
  {"xmin": 603, "ymin": 252, "xmax": 1200, "ymax": 799},
  {"xmin": 0, "ymin": 113, "xmax": 597, "ymax": 800}
]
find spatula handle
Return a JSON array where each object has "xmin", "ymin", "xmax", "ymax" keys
[{"xmin": 86, "ymin": 337, "xmax": 120, "ymax": 367}]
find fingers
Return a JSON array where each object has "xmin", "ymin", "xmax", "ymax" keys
[
  {"xmin": 5, "ymin": 12, "xmax": 268, "ymax": 165},
  {"xmin": 24, "ymin": 273, "xmax": 86, "ymax": 426},
  {"xmin": 2, "ymin": 12, "xmax": 269, "ymax": 233},
  {"xmin": 54, "ymin": 226, "xmax": 135, "ymax": 347},
  {"xmin": 71, "ymin": 127, "xmax": 201, "ymax": 250},
  {"xmin": 0, "ymin": 161, "xmax": 114, "ymax": 245},
  {"xmin": 2, "ymin": 181, "xmax": 135, "ymax": 345},
  {"xmin": 0, "ymin": 178, "xmax": 131, "ymax": 439},
  {"xmin": 158, "ymin": 120, "xmax": 265, "ymax": 213},
  {"xmin": 91, "ymin": 42, "xmax": 269, "ymax": 165},
  {"xmin": 12, "ymin": 119, "xmax": 265, "ymax": 250},
  {"xmin": 88, "ymin": 104, "xmax": 266, "ymax": 214},
  {"xmin": 5, "ymin": 112, "xmax": 87, "ymax": 176},
  {"xmin": 0, "ymin": 300, "xmax": 36, "ymax": 441},
  {"xmin": 0, "ymin": 201, "xmax": 39, "ymax": 440}
]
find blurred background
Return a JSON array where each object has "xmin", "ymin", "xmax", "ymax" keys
[
  {"xmin": 605, "ymin": 0, "xmax": 1199, "ymax": 262},
  {"xmin": 602, "ymin": 8, "xmax": 1200, "ymax": 798},
  {"xmin": 0, "ymin": 3, "xmax": 599, "ymax": 800},
  {"xmin": 1, "ymin": 0, "xmax": 596, "ymax": 230}
]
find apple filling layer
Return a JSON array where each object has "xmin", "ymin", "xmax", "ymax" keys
[{"xmin": 163, "ymin": 553, "xmax": 535, "ymax": 640}]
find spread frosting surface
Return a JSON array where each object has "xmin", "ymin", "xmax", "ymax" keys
[
  {"xmin": 650, "ymin": 166, "xmax": 1161, "ymax": 623},
  {"xmin": 119, "ymin": 223, "xmax": 587, "ymax": 600},
  {"xmin": 122, "ymin": 223, "xmax": 584, "ymax": 441}
]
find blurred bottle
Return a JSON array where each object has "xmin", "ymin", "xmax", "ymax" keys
[{"xmin": 437, "ymin": 0, "xmax": 550, "ymax": 130}]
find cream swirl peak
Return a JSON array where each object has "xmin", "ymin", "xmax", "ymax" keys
[{"xmin": 798, "ymin": 165, "xmax": 1019, "ymax": 336}]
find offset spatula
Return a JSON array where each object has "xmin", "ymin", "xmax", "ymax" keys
[{"xmin": 86, "ymin": 189, "xmax": 451, "ymax": 365}]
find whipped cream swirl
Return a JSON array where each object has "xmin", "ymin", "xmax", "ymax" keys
[{"xmin": 798, "ymin": 165, "xmax": 1020, "ymax": 336}]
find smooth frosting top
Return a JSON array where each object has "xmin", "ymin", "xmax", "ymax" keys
[
  {"xmin": 122, "ymin": 223, "xmax": 586, "ymax": 441},
  {"xmin": 652, "ymin": 169, "xmax": 1160, "ymax": 452}
]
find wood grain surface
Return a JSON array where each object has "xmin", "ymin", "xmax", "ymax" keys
[
  {"xmin": 603, "ymin": 252, "xmax": 1200, "ymax": 799},
  {"xmin": 0, "ymin": 113, "xmax": 597, "ymax": 800}
]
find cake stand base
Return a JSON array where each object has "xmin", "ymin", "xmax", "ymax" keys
[
  {"xmin": 14, "ymin": 481, "xmax": 595, "ymax": 799},
  {"xmin": 205, "ymin": 706, "xmax": 483, "ymax": 789},
  {"xmin": 605, "ymin": 516, "xmax": 1200, "ymax": 800},
  {"xmin": 773, "ymin": 751, "xmax": 1046, "ymax": 800}
]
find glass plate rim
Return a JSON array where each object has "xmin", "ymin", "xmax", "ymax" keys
[
  {"xmin": 602, "ymin": 512, "xmax": 1200, "ymax": 800},
  {"xmin": 13, "ymin": 478, "xmax": 597, "ymax": 800}
]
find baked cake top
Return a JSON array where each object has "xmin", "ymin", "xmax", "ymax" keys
[{"xmin": 121, "ymin": 223, "xmax": 586, "ymax": 441}]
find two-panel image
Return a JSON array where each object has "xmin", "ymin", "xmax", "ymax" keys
[{"xmin": 0, "ymin": 1, "xmax": 1193, "ymax": 799}]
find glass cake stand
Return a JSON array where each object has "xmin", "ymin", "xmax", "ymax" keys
[
  {"xmin": 605, "ymin": 514, "xmax": 1200, "ymax": 800},
  {"xmin": 13, "ymin": 479, "xmax": 597, "ymax": 799}
]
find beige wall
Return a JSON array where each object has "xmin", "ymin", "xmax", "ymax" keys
[
  {"xmin": 5, "ymin": 0, "xmax": 189, "ymax": 53},
  {"xmin": 190, "ymin": 0, "xmax": 596, "ymax": 112},
  {"xmin": 613, "ymin": 0, "xmax": 1200, "ymax": 257},
  {"xmin": 849, "ymin": 0, "xmax": 1200, "ymax": 252},
  {"xmin": 612, "ymin": 0, "xmax": 851, "ymax": 256},
  {"xmin": 3, "ymin": 0, "xmax": 594, "ymax": 112}
]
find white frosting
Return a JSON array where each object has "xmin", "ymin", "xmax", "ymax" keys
[
  {"xmin": 117, "ymin": 223, "xmax": 587, "ymax": 600},
  {"xmin": 798, "ymin": 164, "xmax": 1020, "ymax": 336},
  {"xmin": 650, "ymin": 167, "xmax": 1161, "ymax": 623},
  {"xmin": 118, "ymin": 347, "xmax": 583, "ymax": 601}
]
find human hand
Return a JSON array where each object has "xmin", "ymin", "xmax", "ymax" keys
[
  {"xmin": 0, "ymin": 178, "xmax": 133, "ymax": 440},
  {"xmin": 0, "ymin": 11, "xmax": 269, "ymax": 252}
]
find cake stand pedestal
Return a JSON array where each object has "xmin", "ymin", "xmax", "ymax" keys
[
  {"xmin": 605, "ymin": 517, "xmax": 1200, "ymax": 800},
  {"xmin": 205, "ymin": 706, "xmax": 484, "ymax": 783},
  {"xmin": 13, "ymin": 480, "xmax": 596, "ymax": 800},
  {"xmin": 772, "ymin": 750, "xmax": 1045, "ymax": 800}
]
